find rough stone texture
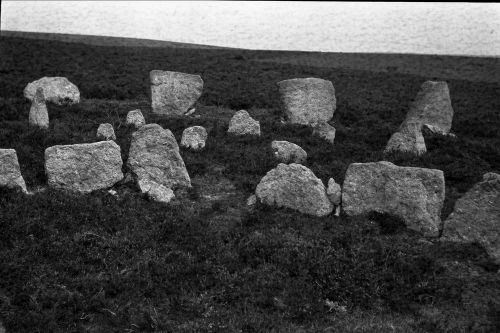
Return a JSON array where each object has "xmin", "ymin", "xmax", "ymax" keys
[
  {"xmin": 181, "ymin": 126, "xmax": 208, "ymax": 150},
  {"xmin": 326, "ymin": 178, "xmax": 342, "ymax": 205},
  {"xmin": 24, "ymin": 77, "xmax": 80, "ymax": 105},
  {"xmin": 227, "ymin": 110, "xmax": 261, "ymax": 136},
  {"xmin": 126, "ymin": 109, "xmax": 145, "ymax": 128},
  {"xmin": 150, "ymin": 70, "xmax": 203, "ymax": 115},
  {"xmin": 127, "ymin": 123, "xmax": 191, "ymax": 189},
  {"xmin": 312, "ymin": 122, "xmax": 336, "ymax": 144},
  {"xmin": 342, "ymin": 161, "xmax": 445, "ymax": 236},
  {"xmin": 96, "ymin": 123, "xmax": 116, "ymax": 140},
  {"xmin": 277, "ymin": 78, "xmax": 336, "ymax": 126},
  {"xmin": 403, "ymin": 81, "xmax": 454, "ymax": 135},
  {"xmin": 29, "ymin": 87, "xmax": 49, "ymax": 129},
  {"xmin": 45, "ymin": 141, "xmax": 123, "ymax": 193},
  {"xmin": 255, "ymin": 163, "xmax": 333, "ymax": 217},
  {"xmin": 138, "ymin": 179, "xmax": 175, "ymax": 204},
  {"xmin": 271, "ymin": 140, "xmax": 307, "ymax": 164},
  {"xmin": 0, "ymin": 149, "xmax": 27, "ymax": 193},
  {"xmin": 442, "ymin": 172, "xmax": 500, "ymax": 263},
  {"xmin": 247, "ymin": 194, "xmax": 257, "ymax": 207},
  {"xmin": 385, "ymin": 122, "xmax": 427, "ymax": 155}
]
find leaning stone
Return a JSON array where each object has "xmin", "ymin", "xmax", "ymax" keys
[
  {"xmin": 255, "ymin": 163, "xmax": 333, "ymax": 217},
  {"xmin": 96, "ymin": 123, "xmax": 116, "ymax": 140},
  {"xmin": 227, "ymin": 110, "xmax": 261, "ymax": 136},
  {"xmin": 277, "ymin": 78, "xmax": 336, "ymax": 126},
  {"xmin": 24, "ymin": 77, "xmax": 80, "ymax": 105},
  {"xmin": 150, "ymin": 70, "xmax": 203, "ymax": 115},
  {"xmin": 126, "ymin": 109, "xmax": 145, "ymax": 128},
  {"xmin": 271, "ymin": 140, "xmax": 307, "ymax": 164},
  {"xmin": 312, "ymin": 122, "xmax": 336, "ymax": 144},
  {"xmin": 29, "ymin": 87, "xmax": 49, "ymax": 129},
  {"xmin": 0, "ymin": 149, "xmax": 27, "ymax": 193},
  {"xmin": 342, "ymin": 161, "xmax": 445, "ymax": 236},
  {"xmin": 385, "ymin": 122, "xmax": 427, "ymax": 155},
  {"xmin": 181, "ymin": 126, "xmax": 208, "ymax": 150},
  {"xmin": 45, "ymin": 141, "xmax": 123, "ymax": 193},
  {"xmin": 138, "ymin": 179, "xmax": 175, "ymax": 204},
  {"xmin": 127, "ymin": 123, "xmax": 191, "ymax": 189},
  {"xmin": 442, "ymin": 172, "xmax": 500, "ymax": 264}
]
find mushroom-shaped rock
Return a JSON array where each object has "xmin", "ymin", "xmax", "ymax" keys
[
  {"xmin": 138, "ymin": 179, "xmax": 175, "ymax": 204},
  {"xmin": 312, "ymin": 122, "xmax": 336, "ymax": 144},
  {"xmin": 342, "ymin": 161, "xmax": 445, "ymax": 237},
  {"xmin": 126, "ymin": 109, "xmax": 145, "ymax": 128},
  {"xmin": 255, "ymin": 163, "xmax": 333, "ymax": 217},
  {"xmin": 227, "ymin": 110, "xmax": 261, "ymax": 136},
  {"xmin": 150, "ymin": 70, "xmax": 203, "ymax": 115},
  {"xmin": 277, "ymin": 78, "xmax": 336, "ymax": 126},
  {"xmin": 45, "ymin": 141, "xmax": 124, "ymax": 193},
  {"xmin": 127, "ymin": 124, "xmax": 191, "ymax": 189},
  {"xmin": 442, "ymin": 172, "xmax": 500, "ymax": 264},
  {"xmin": 271, "ymin": 140, "xmax": 307, "ymax": 164},
  {"xmin": 24, "ymin": 77, "xmax": 80, "ymax": 105},
  {"xmin": 29, "ymin": 87, "xmax": 49, "ymax": 129},
  {"xmin": 181, "ymin": 126, "xmax": 208, "ymax": 150},
  {"xmin": 385, "ymin": 122, "xmax": 427, "ymax": 156},
  {"xmin": 0, "ymin": 149, "xmax": 27, "ymax": 193},
  {"xmin": 96, "ymin": 123, "xmax": 116, "ymax": 141}
]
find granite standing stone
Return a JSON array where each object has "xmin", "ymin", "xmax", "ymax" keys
[
  {"xmin": 29, "ymin": 87, "xmax": 49, "ymax": 129},
  {"xmin": 126, "ymin": 109, "xmax": 146, "ymax": 128},
  {"xmin": 96, "ymin": 123, "xmax": 116, "ymax": 140},
  {"xmin": 0, "ymin": 149, "xmax": 27, "ymax": 193},
  {"xmin": 227, "ymin": 110, "xmax": 261, "ymax": 136},
  {"xmin": 181, "ymin": 126, "xmax": 208, "ymax": 150}
]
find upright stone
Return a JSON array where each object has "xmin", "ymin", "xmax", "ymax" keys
[
  {"xmin": 0, "ymin": 149, "xmax": 27, "ymax": 193},
  {"xmin": 24, "ymin": 77, "xmax": 80, "ymax": 105},
  {"xmin": 271, "ymin": 140, "xmax": 307, "ymax": 164},
  {"xmin": 342, "ymin": 161, "xmax": 445, "ymax": 236},
  {"xmin": 442, "ymin": 172, "xmax": 500, "ymax": 263},
  {"xmin": 127, "ymin": 124, "xmax": 191, "ymax": 189},
  {"xmin": 255, "ymin": 163, "xmax": 333, "ymax": 217},
  {"xmin": 277, "ymin": 78, "xmax": 336, "ymax": 126},
  {"xmin": 96, "ymin": 123, "xmax": 116, "ymax": 141},
  {"xmin": 181, "ymin": 126, "xmax": 208, "ymax": 150},
  {"xmin": 126, "ymin": 109, "xmax": 145, "ymax": 128},
  {"xmin": 29, "ymin": 87, "xmax": 49, "ymax": 129},
  {"xmin": 227, "ymin": 110, "xmax": 261, "ymax": 136},
  {"xmin": 45, "ymin": 141, "xmax": 123, "ymax": 193},
  {"xmin": 150, "ymin": 70, "xmax": 203, "ymax": 115},
  {"xmin": 385, "ymin": 122, "xmax": 427, "ymax": 155}
]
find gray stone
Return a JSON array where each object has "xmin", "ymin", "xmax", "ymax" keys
[
  {"xmin": 29, "ymin": 87, "xmax": 49, "ymax": 129},
  {"xmin": 246, "ymin": 194, "xmax": 257, "ymax": 207},
  {"xmin": 312, "ymin": 122, "xmax": 336, "ymax": 144},
  {"xmin": 326, "ymin": 178, "xmax": 342, "ymax": 205},
  {"xmin": 150, "ymin": 70, "xmax": 203, "ymax": 115},
  {"xmin": 96, "ymin": 123, "xmax": 116, "ymax": 140},
  {"xmin": 181, "ymin": 126, "xmax": 208, "ymax": 150},
  {"xmin": 138, "ymin": 179, "xmax": 175, "ymax": 204},
  {"xmin": 227, "ymin": 110, "xmax": 261, "ymax": 136},
  {"xmin": 442, "ymin": 172, "xmax": 500, "ymax": 263},
  {"xmin": 271, "ymin": 140, "xmax": 307, "ymax": 164},
  {"xmin": 0, "ymin": 149, "xmax": 27, "ymax": 193},
  {"xmin": 126, "ymin": 109, "xmax": 145, "ymax": 128},
  {"xmin": 277, "ymin": 78, "xmax": 336, "ymax": 126},
  {"xmin": 342, "ymin": 161, "xmax": 445, "ymax": 236},
  {"xmin": 24, "ymin": 77, "xmax": 80, "ymax": 105},
  {"xmin": 127, "ymin": 123, "xmax": 191, "ymax": 189},
  {"xmin": 256, "ymin": 163, "xmax": 333, "ymax": 217},
  {"xmin": 45, "ymin": 141, "xmax": 123, "ymax": 193},
  {"xmin": 385, "ymin": 122, "xmax": 427, "ymax": 155}
]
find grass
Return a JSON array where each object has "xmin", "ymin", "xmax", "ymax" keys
[{"xmin": 0, "ymin": 35, "xmax": 500, "ymax": 332}]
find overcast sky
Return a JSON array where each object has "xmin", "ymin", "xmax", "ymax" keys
[{"xmin": 2, "ymin": 1, "xmax": 500, "ymax": 56}]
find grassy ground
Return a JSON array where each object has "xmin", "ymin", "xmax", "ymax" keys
[{"xmin": 0, "ymin": 35, "xmax": 500, "ymax": 332}]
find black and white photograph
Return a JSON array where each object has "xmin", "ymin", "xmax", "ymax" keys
[{"xmin": 0, "ymin": 1, "xmax": 499, "ymax": 332}]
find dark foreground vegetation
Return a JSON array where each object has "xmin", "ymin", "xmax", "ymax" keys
[{"xmin": 1, "ymin": 35, "xmax": 500, "ymax": 332}]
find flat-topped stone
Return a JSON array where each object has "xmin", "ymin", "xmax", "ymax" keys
[{"xmin": 24, "ymin": 77, "xmax": 80, "ymax": 105}]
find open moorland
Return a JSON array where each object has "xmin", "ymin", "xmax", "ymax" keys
[{"xmin": 0, "ymin": 33, "xmax": 500, "ymax": 332}]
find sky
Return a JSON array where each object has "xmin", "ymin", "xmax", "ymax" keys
[{"xmin": 2, "ymin": 1, "xmax": 500, "ymax": 56}]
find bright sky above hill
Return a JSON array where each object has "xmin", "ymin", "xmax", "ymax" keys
[{"xmin": 2, "ymin": 1, "xmax": 500, "ymax": 56}]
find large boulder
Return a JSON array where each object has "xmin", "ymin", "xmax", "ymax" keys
[
  {"xmin": 312, "ymin": 122, "xmax": 336, "ymax": 144},
  {"xmin": 442, "ymin": 172, "xmax": 500, "ymax": 263},
  {"xmin": 384, "ymin": 122, "xmax": 427, "ymax": 155},
  {"xmin": 24, "ymin": 77, "xmax": 80, "ymax": 105},
  {"xmin": 0, "ymin": 149, "xmax": 27, "ymax": 193},
  {"xmin": 45, "ymin": 141, "xmax": 123, "ymax": 193},
  {"xmin": 29, "ymin": 87, "xmax": 49, "ymax": 129},
  {"xmin": 150, "ymin": 70, "xmax": 203, "ymax": 115},
  {"xmin": 127, "ymin": 123, "xmax": 191, "ymax": 189},
  {"xmin": 96, "ymin": 123, "xmax": 116, "ymax": 141},
  {"xmin": 126, "ymin": 109, "xmax": 146, "ymax": 128},
  {"xmin": 227, "ymin": 110, "xmax": 261, "ymax": 136},
  {"xmin": 271, "ymin": 140, "xmax": 307, "ymax": 164},
  {"xmin": 342, "ymin": 161, "xmax": 445, "ymax": 236},
  {"xmin": 255, "ymin": 163, "xmax": 333, "ymax": 217},
  {"xmin": 277, "ymin": 78, "xmax": 336, "ymax": 126},
  {"xmin": 181, "ymin": 126, "xmax": 208, "ymax": 150}
]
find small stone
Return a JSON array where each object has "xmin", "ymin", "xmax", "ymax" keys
[
  {"xmin": 24, "ymin": 76, "xmax": 80, "ymax": 105},
  {"xmin": 138, "ymin": 179, "xmax": 175, "ymax": 204},
  {"xmin": 96, "ymin": 123, "xmax": 116, "ymax": 140},
  {"xmin": 247, "ymin": 194, "xmax": 257, "ymax": 206},
  {"xmin": 313, "ymin": 122, "xmax": 336, "ymax": 144},
  {"xmin": 0, "ymin": 149, "xmax": 27, "ymax": 193},
  {"xmin": 227, "ymin": 110, "xmax": 261, "ymax": 136},
  {"xmin": 29, "ymin": 87, "xmax": 49, "ymax": 129},
  {"xmin": 126, "ymin": 109, "xmax": 145, "ymax": 128},
  {"xmin": 181, "ymin": 126, "xmax": 208, "ymax": 150},
  {"xmin": 271, "ymin": 140, "xmax": 307, "ymax": 164},
  {"xmin": 385, "ymin": 122, "xmax": 426, "ymax": 156},
  {"xmin": 326, "ymin": 178, "xmax": 341, "ymax": 205}
]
